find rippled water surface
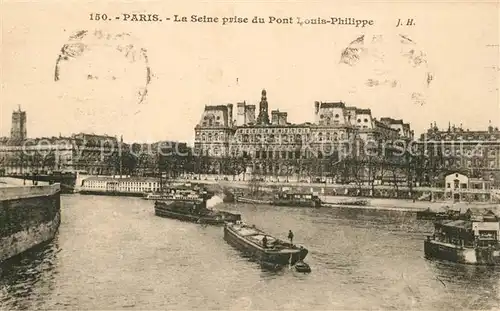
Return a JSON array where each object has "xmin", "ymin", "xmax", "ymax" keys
[{"xmin": 1, "ymin": 195, "xmax": 499, "ymax": 310}]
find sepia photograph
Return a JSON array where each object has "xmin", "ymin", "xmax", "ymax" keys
[{"xmin": 1, "ymin": 0, "xmax": 499, "ymax": 310}]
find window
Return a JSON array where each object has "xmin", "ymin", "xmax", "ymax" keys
[
  {"xmin": 364, "ymin": 118, "xmax": 368, "ymax": 122},
  {"xmin": 335, "ymin": 114, "xmax": 339, "ymax": 118},
  {"xmin": 357, "ymin": 119, "xmax": 361, "ymax": 123}
]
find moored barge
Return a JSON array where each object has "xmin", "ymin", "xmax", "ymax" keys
[
  {"xmin": 234, "ymin": 191, "xmax": 322, "ymax": 208},
  {"xmin": 153, "ymin": 188, "xmax": 241, "ymax": 225},
  {"xmin": 224, "ymin": 222, "xmax": 308, "ymax": 266},
  {"xmin": 424, "ymin": 210, "xmax": 500, "ymax": 265},
  {"xmin": 416, "ymin": 207, "xmax": 462, "ymax": 221},
  {"xmin": 271, "ymin": 192, "xmax": 322, "ymax": 208}
]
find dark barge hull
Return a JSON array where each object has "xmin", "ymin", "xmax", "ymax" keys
[
  {"xmin": 424, "ymin": 239, "xmax": 500, "ymax": 265},
  {"xmin": 271, "ymin": 200, "xmax": 321, "ymax": 208},
  {"xmin": 154, "ymin": 202, "xmax": 241, "ymax": 225},
  {"xmin": 223, "ymin": 225, "xmax": 308, "ymax": 265}
]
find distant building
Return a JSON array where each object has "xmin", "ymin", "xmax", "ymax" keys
[
  {"xmin": 10, "ymin": 106, "xmax": 27, "ymax": 141},
  {"xmin": 437, "ymin": 172, "xmax": 497, "ymax": 202},
  {"xmin": 80, "ymin": 176, "xmax": 161, "ymax": 195},
  {"xmin": 194, "ymin": 89, "xmax": 413, "ymax": 182},
  {"xmin": 418, "ymin": 122, "xmax": 500, "ymax": 185},
  {"xmin": 0, "ymin": 133, "xmax": 119, "ymax": 175}
]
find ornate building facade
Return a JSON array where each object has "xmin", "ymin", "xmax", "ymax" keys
[
  {"xmin": 417, "ymin": 122, "xmax": 500, "ymax": 186},
  {"xmin": 194, "ymin": 89, "xmax": 414, "ymax": 182}
]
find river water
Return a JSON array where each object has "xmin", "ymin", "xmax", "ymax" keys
[{"xmin": 1, "ymin": 195, "xmax": 499, "ymax": 310}]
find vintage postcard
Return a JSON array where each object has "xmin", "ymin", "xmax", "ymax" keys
[{"xmin": 1, "ymin": 0, "xmax": 499, "ymax": 310}]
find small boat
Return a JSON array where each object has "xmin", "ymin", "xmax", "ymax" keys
[
  {"xmin": 424, "ymin": 210, "xmax": 500, "ymax": 265},
  {"xmin": 294, "ymin": 260, "xmax": 311, "ymax": 273},
  {"xmin": 224, "ymin": 222, "xmax": 308, "ymax": 266}
]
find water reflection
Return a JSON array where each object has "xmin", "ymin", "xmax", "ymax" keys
[{"xmin": 0, "ymin": 237, "xmax": 59, "ymax": 310}]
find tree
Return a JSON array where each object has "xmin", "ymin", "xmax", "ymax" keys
[{"xmin": 121, "ymin": 151, "xmax": 138, "ymax": 175}]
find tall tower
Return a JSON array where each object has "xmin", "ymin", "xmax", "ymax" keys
[
  {"xmin": 11, "ymin": 106, "xmax": 27, "ymax": 140},
  {"xmin": 256, "ymin": 89, "xmax": 270, "ymax": 125}
]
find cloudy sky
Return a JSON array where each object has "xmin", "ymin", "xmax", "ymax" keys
[{"xmin": 1, "ymin": 0, "xmax": 499, "ymax": 144}]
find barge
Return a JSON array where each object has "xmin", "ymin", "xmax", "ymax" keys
[
  {"xmin": 235, "ymin": 196, "xmax": 272, "ymax": 205},
  {"xmin": 328, "ymin": 198, "xmax": 369, "ymax": 207},
  {"xmin": 271, "ymin": 192, "xmax": 322, "ymax": 208},
  {"xmin": 424, "ymin": 210, "xmax": 500, "ymax": 265},
  {"xmin": 224, "ymin": 222, "xmax": 308, "ymax": 266},
  {"xmin": 153, "ymin": 188, "xmax": 241, "ymax": 225},
  {"xmin": 234, "ymin": 191, "xmax": 321, "ymax": 208},
  {"xmin": 416, "ymin": 207, "xmax": 462, "ymax": 221}
]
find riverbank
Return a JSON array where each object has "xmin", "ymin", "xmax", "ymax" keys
[
  {"xmin": 193, "ymin": 179, "xmax": 499, "ymax": 213},
  {"xmin": 0, "ymin": 182, "xmax": 61, "ymax": 262},
  {"xmin": 320, "ymin": 195, "xmax": 499, "ymax": 213}
]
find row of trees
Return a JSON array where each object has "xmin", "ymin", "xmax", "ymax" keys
[{"xmin": 4, "ymin": 140, "xmax": 494, "ymax": 189}]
